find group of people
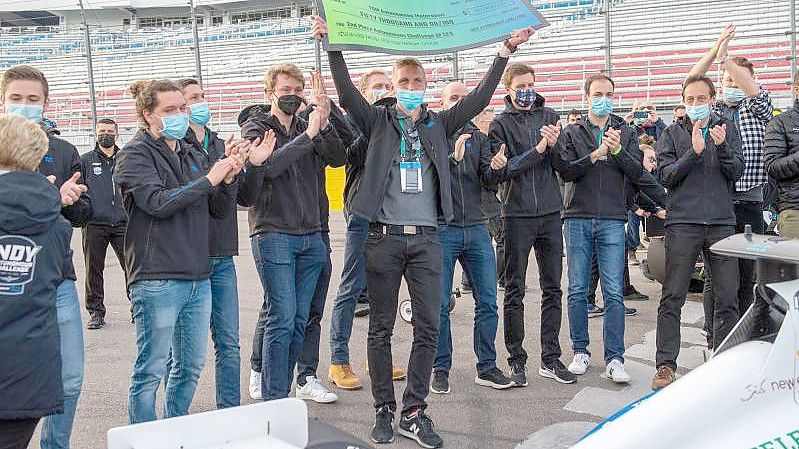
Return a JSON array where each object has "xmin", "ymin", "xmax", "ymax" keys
[{"xmin": 1, "ymin": 18, "xmax": 799, "ymax": 449}]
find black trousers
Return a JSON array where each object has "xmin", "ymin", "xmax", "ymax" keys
[
  {"xmin": 503, "ymin": 213, "xmax": 563, "ymax": 367},
  {"xmin": 82, "ymin": 223, "xmax": 126, "ymax": 317},
  {"xmin": 703, "ymin": 201, "xmax": 764, "ymax": 338},
  {"xmin": 0, "ymin": 418, "xmax": 39, "ymax": 449},
  {"xmin": 365, "ymin": 229, "xmax": 441, "ymax": 414},
  {"xmin": 656, "ymin": 224, "xmax": 739, "ymax": 370}
]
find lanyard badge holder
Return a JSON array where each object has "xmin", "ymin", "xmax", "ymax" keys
[{"xmin": 399, "ymin": 118, "xmax": 423, "ymax": 194}]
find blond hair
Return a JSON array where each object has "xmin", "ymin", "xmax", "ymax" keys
[
  {"xmin": 0, "ymin": 65, "xmax": 50, "ymax": 100},
  {"xmin": 358, "ymin": 69, "xmax": 389, "ymax": 94},
  {"xmin": 0, "ymin": 114, "xmax": 49, "ymax": 171},
  {"xmin": 128, "ymin": 79, "xmax": 182, "ymax": 128},
  {"xmin": 393, "ymin": 58, "xmax": 425, "ymax": 77},
  {"xmin": 263, "ymin": 63, "xmax": 304, "ymax": 93},
  {"xmin": 502, "ymin": 63, "xmax": 535, "ymax": 89}
]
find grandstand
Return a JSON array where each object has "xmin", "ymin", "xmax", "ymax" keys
[{"xmin": 0, "ymin": 0, "xmax": 795, "ymax": 149}]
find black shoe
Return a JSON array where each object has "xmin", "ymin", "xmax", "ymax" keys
[
  {"xmin": 588, "ymin": 305, "xmax": 605, "ymax": 318},
  {"xmin": 371, "ymin": 405, "xmax": 395, "ymax": 444},
  {"xmin": 87, "ymin": 315, "xmax": 105, "ymax": 330},
  {"xmin": 475, "ymin": 367, "xmax": 515, "ymax": 389},
  {"xmin": 508, "ymin": 362, "xmax": 528, "ymax": 387},
  {"xmin": 398, "ymin": 409, "xmax": 443, "ymax": 448},
  {"xmin": 354, "ymin": 302, "xmax": 370, "ymax": 317},
  {"xmin": 625, "ymin": 306, "xmax": 638, "ymax": 317},
  {"xmin": 430, "ymin": 370, "xmax": 450, "ymax": 394},
  {"xmin": 624, "ymin": 290, "xmax": 649, "ymax": 301},
  {"xmin": 538, "ymin": 360, "xmax": 577, "ymax": 384}
]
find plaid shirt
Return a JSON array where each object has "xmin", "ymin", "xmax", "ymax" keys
[{"xmin": 713, "ymin": 86, "xmax": 773, "ymax": 193}]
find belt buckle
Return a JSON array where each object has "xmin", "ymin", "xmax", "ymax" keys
[{"xmin": 402, "ymin": 225, "xmax": 416, "ymax": 235}]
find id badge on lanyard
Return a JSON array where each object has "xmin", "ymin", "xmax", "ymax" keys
[{"xmin": 400, "ymin": 160, "xmax": 423, "ymax": 194}]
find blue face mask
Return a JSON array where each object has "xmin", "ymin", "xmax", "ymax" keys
[
  {"xmin": 723, "ymin": 87, "xmax": 746, "ymax": 104},
  {"xmin": 591, "ymin": 96, "xmax": 613, "ymax": 117},
  {"xmin": 189, "ymin": 102, "xmax": 211, "ymax": 126},
  {"xmin": 685, "ymin": 104, "xmax": 710, "ymax": 122},
  {"xmin": 6, "ymin": 103, "xmax": 44, "ymax": 122},
  {"xmin": 396, "ymin": 89, "xmax": 425, "ymax": 111},
  {"xmin": 159, "ymin": 113, "xmax": 190, "ymax": 140},
  {"xmin": 514, "ymin": 88, "xmax": 536, "ymax": 108}
]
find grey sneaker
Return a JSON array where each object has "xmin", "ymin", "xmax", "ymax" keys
[{"xmin": 508, "ymin": 362, "xmax": 528, "ymax": 387}]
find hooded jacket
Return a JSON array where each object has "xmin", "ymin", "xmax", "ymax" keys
[
  {"xmin": 561, "ymin": 115, "xmax": 667, "ymax": 221},
  {"xmin": 80, "ymin": 144, "xmax": 127, "ymax": 227},
  {"xmin": 445, "ymin": 122, "xmax": 501, "ymax": 226},
  {"xmin": 115, "ymin": 129, "xmax": 235, "ymax": 286},
  {"xmin": 0, "ymin": 171, "xmax": 72, "ymax": 420},
  {"xmin": 657, "ymin": 114, "xmax": 744, "ymax": 226},
  {"xmin": 328, "ymin": 50, "xmax": 508, "ymax": 223},
  {"xmin": 764, "ymin": 100, "xmax": 799, "ymax": 212},
  {"xmin": 238, "ymin": 105, "xmax": 345, "ymax": 236},
  {"xmin": 489, "ymin": 94, "xmax": 568, "ymax": 218}
]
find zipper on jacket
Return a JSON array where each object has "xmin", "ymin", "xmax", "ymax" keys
[
  {"xmin": 458, "ymin": 158, "xmax": 466, "ymax": 226},
  {"xmin": 526, "ymin": 115, "xmax": 539, "ymax": 214}
]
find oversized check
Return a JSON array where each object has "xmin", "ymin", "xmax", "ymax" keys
[{"xmin": 316, "ymin": 0, "xmax": 549, "ymax": 55}]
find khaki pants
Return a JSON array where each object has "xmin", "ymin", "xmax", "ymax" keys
[{"xmin": 778, "ymin": 210, "xmax": 799, "ymax": 238}]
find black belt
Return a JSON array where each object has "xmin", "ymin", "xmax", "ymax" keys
[{"xmin": 370, "ymin": 222, "xmax": 436, "ymax": 235}]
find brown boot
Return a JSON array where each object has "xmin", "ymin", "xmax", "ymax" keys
[
  {"xmin": 328, "ymin": 364, "xmax": 363, "ymax": 390},
  {"xmin": 651, "ymin": 365, "xmax": 676, "ymax": 390},
  {"xmin": 365, "ymin": 364, "xmax": 407, "ymax": 381}
]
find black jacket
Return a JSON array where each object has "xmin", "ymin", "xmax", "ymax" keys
[
  {"xmin": 238, "ymin": 106, "xmax": 345, "ymax": 236},
  {"xmin": 80, "ymin": 145, "xmax": 127, "ymax": 227},
  {"xmin": 764, "ymin": 101, "xmax": 799, "ymax": 212},
  {"xmin": 490, "ymin": 95, "xmax": 567, "ymax": 218},
  {"xmin": 657, "ymin": 114, "xmax": 745, "ymax": 226},
  {"xmin": 38, "ymin": 129, "xmax": 92, "ymax": 281},
  {"xmin": 561, "ymin": 115, "xmax": 666, "ymax": 221},
  {"xmin": 115, "ymin": 129, "xmax": 235, "ymax": 286},
  {"xmin": 0, "ymin": 171, "xmax": 71, "ymax": 420},
  {"xmin": 183, "ymin": 127, "xmax": 240, "ymax": 257},
  {"xmin": 328, "ymin": 50, "xmax": 509, "ymax": 223},
  {"xmin": 446, "ymin": 122, "xmax": 500, "ymax": 226}
]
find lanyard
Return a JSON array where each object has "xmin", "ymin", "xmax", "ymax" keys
[
  {"xmin": 702, "ymin": 126, "xmax": 709, "ymax": 140},
  {"xmin": 596, "ymin": 123, "xmax": 610, "ymax": 147},
  {"xmin": 398, "ymin": 117, "xmax": 421, "ymax": 160},
  {"xmin": 202, "ymin": 132, "xmax": 210, "ymax": 155}
]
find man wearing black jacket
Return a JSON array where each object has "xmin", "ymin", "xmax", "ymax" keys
[
  {"xmin": 238, "ymin": 62, "xmax": 343, "ymax": 403},
  {"xmin": 430, "ymin": 82, "xmax": 514, "ymax": 395},
  {"xmin": 313, "ymin": 15, "xmax": 532, "ymax": 448},
  {"xmin": 80, "ymin": 118, "xmax": 126, "ymax": 330},
  {"xmin": 652, "ymin": 75, "xmax": 744, "ymax": 391},
  {"xmin": 764, "ymin": 74, "xmax": 799, "ymax": 238},
  {"xmin": 1, "ymin": 65, "xmax": 91, "ymax": 449},
  {"xmin": 489, "ymin": 63, "xmax": 575, "ymax": 387},
  {"xmin": 116, "ymin": 79, "xmax": 243, "ymax": 424}
]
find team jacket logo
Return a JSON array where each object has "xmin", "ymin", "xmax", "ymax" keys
[{"xmin": 0, "ymin": 235, "xmax": 42, "ymax": 295}]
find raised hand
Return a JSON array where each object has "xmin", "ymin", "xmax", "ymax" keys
[
  {"xmin": 306, "ymin": 109, "xmax": 323, "ymax": 139},
  {"xmin": 453, "ymin": 134, "xmax": 471, "ymax": 162},
  {"xmin": 709, "ymin": 123, "xmax": 727, "ymax": 146},
  {"xmin": 508, "ymin": 27, "xmax": 535, "ymax": 47},
  {"xmin": 224, "ymin": 134, "xmax": 251, "ymax": 158},
  {"xmin": 60, "ymin": 172, "xmax": 87, "ymax": 206},
  {"xmin": 714, "ymin": 24, "xmax": 736, "ymax": 60},
  {"xmin": 603, "ymin": 128, "xmax": 621, "ymax": 153},
  {"xmin": 206, "ymin": 158, "xmax": 236, "ymax": 186},
  {"xmin": 249, "ymin": 129, "xmax": 277, "ymax": 167},
  {"xmin": 311, "ymin": 71, "xmax": 328, "ymax": 98},
  {"xmin": 540, "ymin": 122, "xmax": 561, "ymax": 148},
  {"xmin": 310, "ymin": 15, "xmax": 328, "ymax": 41},
  {"xmin": 491, "ymin": 144, "xmax": 508, "ymax": 170},
  {"xmin": 692, "ymin": 121, "xmax": 706, "ymax": 155}
]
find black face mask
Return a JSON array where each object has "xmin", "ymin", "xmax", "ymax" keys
[
  {"xmin": 98, "ymin": 134, "xmax": 116, "ymax": 148},
  {"xmin": 276, "ymin": 94, "xmax": 303, "ymax": 116},
  {"xmin": 674, "ymin": 116, "xmax": 686, "ymax": 124}
]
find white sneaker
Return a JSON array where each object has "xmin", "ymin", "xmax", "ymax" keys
[
  {"xmin": 249, "ymin": 369, "xmax": 262, "ymax": 400},
  {"xmin": 296, "ymin": 376, "xmax": 338, "ymax": 404},
  {"xmin": 605, "ymin": 359, "xmax": 631, "ymax": 384},
  {"xmin": 568, "ymin": 353, "xmax": 590, "ymax": 375}
]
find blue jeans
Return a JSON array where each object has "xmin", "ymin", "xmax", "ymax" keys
[
  {"xmin": 251, "ymin": 232, "xmax": 326, "ymax": 400},
  {"xmin": 626, "ymin": 211, "xmax": 640, "ymax": 251},
  {"xmin": 297, "ymin": 232, "xmax": 332, "ymax": 382},
  {"xmin": 128, "ymin": 279, "xmax": 212, "ymax": 424},
  {"xmin": 435, "ymin": 225, "xmax": 499, "ymax": 374},
  {"xmin": 329, "ymin": 214, "xmax": 369, "ymax": 365},
  {"xmin": 40, "ymin": 279, "xmax": 84, "ymax": 449},
  {"xmin": 564, "ymin": 218, "xmax": 626, "ymax": 364},
  {"xmin": 209, "ymin": 257, "xmax": 240, "ymax": 408}
]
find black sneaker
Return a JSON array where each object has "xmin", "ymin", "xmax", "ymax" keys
[
  {"xmin": 588, "ymin": 305, "xmax": 605, "ymax": 318},
  {"xmin": 430, "ymin": 370, "xmax": 450, "ymax": 394},
  {"xmin": 87, "ymin": 315, "xmax": 105, "ymax": 330},
  {"xmin": 538, "ymin": 360, "xmax": 577, "ymax": 384},
  {"xmin": 625, "ymin": 306, "xmax": 638, "ymax": 317},
  {"xmin": 624, "ymin": 290, "xmax": 649, "ymax": 301},
  {"xmin": 508, "ymin": 362, "xmax": 528, "ymax": 387},
  {"xmin": 475, "ymin": 367, "xmax": 515, "ymax": 389},
  {"xmin": 371, "ymin": 405, "xmax": 395, "ymax": 444},
  {"xmin": 398, "ymin": 409, "xmax": 443, "ymax": 449},
  {"xmin": 354, "ymin": 302, "xmax": 370, "ymax": 317}
]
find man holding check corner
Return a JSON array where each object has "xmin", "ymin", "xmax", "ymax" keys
[{"xmin": 312, "ymin": 15, "xmax": 532, "ymax": 449}]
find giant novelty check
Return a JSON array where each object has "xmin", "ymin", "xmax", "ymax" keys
[{"xmin": 316, "ymin": 0, "xmax": 549, "ymax": 55}]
